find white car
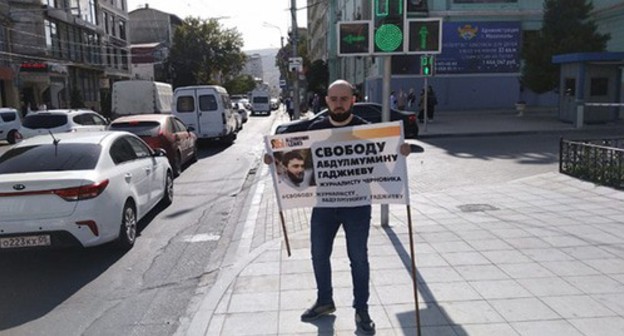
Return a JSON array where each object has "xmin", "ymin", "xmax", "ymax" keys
[
  {"xmin": 19, "ymin": 109, "xmax": 108, "ymax": 139},
  {"xmin": 0, "ymin": 108, "xmax": 22, "ymax": 144},
  {"xmin": 0, "ymin": 131, "xmax": 173, "ymax": 250}
]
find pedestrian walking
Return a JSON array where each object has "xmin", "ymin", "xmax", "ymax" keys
[
  {"xmin": 285, "ymin": 97, "xmax": 294, "ymax": 120},
  {"xmin": 390, "ymin": 90, "xmax": 398, "ymax": 109},
  {"xmin": 417, "ymin": 85, "xmax": 438, "ymax": 122},
  {"xmin": 397, "ymin": 88, "xmax": 407, "ymax": 110},
  {"xmin": 407, "ymin": 88, "xmax": 417, "ymax": 109},
  {"xmin": 264, "ymin": 79, "xmax": 411, "ymax": 335}
]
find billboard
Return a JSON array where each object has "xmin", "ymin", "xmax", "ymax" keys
[{"xmin": 392, "ymin": 21, "xmax": 521, "ymax": 75}]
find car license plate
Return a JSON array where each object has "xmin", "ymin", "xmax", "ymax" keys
[{"xmin": 0, "ymin": 235, "xmax": 51, "ymax": 249}]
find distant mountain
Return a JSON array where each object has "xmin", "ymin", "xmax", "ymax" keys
[{"xmin": 246, "ymin": 48, "xmax": 280, "ymax": 95}]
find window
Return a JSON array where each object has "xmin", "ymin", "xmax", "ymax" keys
[
  {"xmin": 590, "ymin": 78, "xmax": 608, "ymax": 96},
  {"xmin": 126, "ymin": 136, "xmax": 151, "ymax": 159},
  {"xmin": 199, "ymin": 95, "xmax": 218, "ymax": 111},
  {"xmin": 0, "ymin": 144, "xmax": 100, "ymax": 174},
  {"xmin": 176, "ymin": 96, "xmax": 195, "ymax": 113},
  {"xmin": 0, "ymin": 111, "xmax": 17, "ymax": 122},
  {"xmin": 103, "ymin": 12, "xmax": 109, "ymax": 34},
  {"xmin": 564, "ymin": 78, "xmax": 576, "ymax": 96},
  {"xmin": 22, "ymin": 114, "xmax": 68, "ymax": 129},
  {"xmin": 110, "ymin": 138, "xmax": 137, "ymax": 164},
  {"xmin": 118, "ymin": 20, "xmax": 126, "ymax": 40}
]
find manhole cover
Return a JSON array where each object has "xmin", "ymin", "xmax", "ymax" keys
[{"xmin": 457, "ymin": 203, "xmax": 499, "ymax": 213}]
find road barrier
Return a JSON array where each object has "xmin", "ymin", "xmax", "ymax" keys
[{"xmin": 560, "ymin": 137, "xmax": 624, "ymax": 190}]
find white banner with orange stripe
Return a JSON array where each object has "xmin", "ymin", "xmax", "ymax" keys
[{"xmin": 265, "ymin": 121, "xmax": 409, "ymax": 210}]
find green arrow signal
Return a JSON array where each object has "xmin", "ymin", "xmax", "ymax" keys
[
  {"xmin": 343, "ymin": 34, "xmax": 366, "ymax": 45},
  {"xmin": 418, "ymin": 26, "xmax": 429, "ymax": 49}
]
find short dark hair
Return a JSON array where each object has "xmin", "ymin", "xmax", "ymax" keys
[{"xmin": 282, "ymin": 150, "xmax": 304, "ymax": 166}]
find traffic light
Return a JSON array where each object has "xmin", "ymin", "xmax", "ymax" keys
[
  {"xmin": 420, "ymin": 55, "xmax": 434, "ymax": 76},
  {"xmin": 338, "ymin": 21, "xmax": 371, "ymax": 56},
  {"xmin": 373, "ymin": 0, "xmax": 405, "ymax": 54}
]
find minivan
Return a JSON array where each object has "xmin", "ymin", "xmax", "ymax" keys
[
  {"xmin": 250, "ymin": 89, "xmax": 271, "ymax": 116},
  {"xmin": 0, "ymin": 108, "xmax": 22, "ymax": 144},
  {"xmin": 172, "ymin": 85, "xmax": 238, "ymax": 144}
]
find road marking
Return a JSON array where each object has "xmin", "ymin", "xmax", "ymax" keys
[{"xmin": 183, "ymin": 234, "xmax": 221, "ymax": 243}]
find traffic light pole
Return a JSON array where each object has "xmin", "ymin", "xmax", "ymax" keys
[
  {"xmin": 290, "ymin": 0, "xmax": 300, "ymax": 120},
  {"xmin": 423, "ymin": 75, "xmax": 428, "ymax": 132},
  {"xmin": 381, "ymin": 56, "xmax": 391, "ymax": 227}
]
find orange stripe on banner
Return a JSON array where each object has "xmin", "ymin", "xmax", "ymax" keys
[{"xmin": 351, "ymin": 126, "xmax": 401, "ymax": 139}]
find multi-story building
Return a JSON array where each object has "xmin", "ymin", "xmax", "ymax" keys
[
  {"xmin": 242, "ymin": 53, "xmax": 263, "ymax": 82},
  {"xmin": 310, "ymin": 0, "xmax": 624, "ymax": 112},
  {"xmin": 128, "ymin": 4, "xmax": 182, "ymax": 83},
  {"xmin": 99, "ymin": 0, "xmax": 132, "ymax": 109},
  {"xmin": 3, "ymin": 0, "xmax": 131, "ymax": 114}
]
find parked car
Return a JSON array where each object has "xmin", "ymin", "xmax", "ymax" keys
[
  {"xmin": 232, "ymin": 101, "xmax": 249, "ymax": 123},
  {"xmin": 108, "ymin": 114, "xmax": 198, "ymax": 177},
  {"xmin": 274, "ymin": 102, "xmax": 419, "ymax": 138},
  {"xmin": 19, "ymin": 109, "xmax": 108, "ymax": 139},
  {"xmin": 0, "ymin": 131, "xmax": 173, "ymax": 250},
  {"xmin": 0, "ymin": 108, "xmax": 22, "ymax": 144}
]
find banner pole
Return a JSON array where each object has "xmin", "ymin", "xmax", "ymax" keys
[
  {"xmin": 279, "ymin": 211, "xmax": 292, "ymax": 257},
  {"xmin": 406, "ymin": 205, "xmax": 421, "ymax": 336}
]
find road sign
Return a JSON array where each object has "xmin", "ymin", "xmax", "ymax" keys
[
  {"xmin": 288, "ymin": 57, "xmax": 303, "ymax": 73},
  {"xmin": 337, "ymin": 21, "xmax": 371, "ymax": 56},
  {"xmin": 406, "ymin": 18, "xmax": 442, "ymax": 54}
]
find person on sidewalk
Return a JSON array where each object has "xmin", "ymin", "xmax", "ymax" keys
[
  {"xmin": 417, "ymin": 85, "xmax": 438, "ymax": 122},
  {"xmin": 265, "ymin": 79, "xmax": 410, "ymax": 335}
]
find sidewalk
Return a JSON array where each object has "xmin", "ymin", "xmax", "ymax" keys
[{"xmin": 182, "ymin": 109, "xmax": 624, "ymax": 336}]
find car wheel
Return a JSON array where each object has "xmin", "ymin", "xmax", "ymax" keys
[
  {"xmin": 173, "ymin": 152, "xmax": 182, "ymax": 177},
  {"xmin": 160, "ymin": 171, "xmax": 173, "ymax": 207},
  {"xmin": 115, "ymin": 200, "xmax": 137, "ymax": 249},
  {"xmin": 7, "ymin": 130, "xmax": 18, "ymax": 144}
]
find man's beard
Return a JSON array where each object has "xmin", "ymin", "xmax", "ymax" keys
[
  {"xmin": 329, "ymin": 107, "xmax": 352, "ymax": 122},
  {"xmin": 287, "ymin": 171, "xmax": 304, "ymax": 186}
]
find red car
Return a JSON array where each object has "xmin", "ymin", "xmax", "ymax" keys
[{"xmin": 109, "ymin": 114, "xmax": 198, "ymax": 176}]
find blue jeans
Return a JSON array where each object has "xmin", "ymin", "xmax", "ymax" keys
[{"xmin": 310, "ymin": 205, "xmax": 372, "ymax": 311}]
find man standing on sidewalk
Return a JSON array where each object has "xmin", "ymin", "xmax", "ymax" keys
[{"xmin": 265, "ymin": 79, "xmax": 410, "ymax": 335}]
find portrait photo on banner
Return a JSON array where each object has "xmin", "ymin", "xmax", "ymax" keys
[{"xmin": 265, "ymin": 121, "xmax": 410, "ymax": 211}]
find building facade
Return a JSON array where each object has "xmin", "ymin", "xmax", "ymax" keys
[
  {"xmin": 309, "ymin": 0, "xmax": 624, "ymax": 112},
  {"xmin": 127, "ymin": 5, "xmax": 181, "ymax": 84},
  {"xmin": 0, "ymin": 0, "xmax": 131, "ymax": 115}
]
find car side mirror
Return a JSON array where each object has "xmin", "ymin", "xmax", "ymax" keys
[
  {"xmin": 153, "ymin": 148, "xmax": 167, "ymax": 157},
  {"xmin": 187, "ymin": 126, "xmax": 195, "ymax": 132}
]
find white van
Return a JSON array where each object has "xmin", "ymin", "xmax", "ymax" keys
[
  {"xmin": 0, "ymin": 108, "xmax": 22, "ymax": 144},
  {"xmin": 250, "ymin": 89, "xmax": 271, "ymax": 116},
  {"xmin": 111, "ymin": 80, "xmax": 173, "ymax": 118},
  {"xmin": 173, "ymin": 85, "xmax": 238, "ymax": 143}
]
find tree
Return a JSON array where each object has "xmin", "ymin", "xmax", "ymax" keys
[
  {"xmin": 168, "ymin": 17, "xmax": 247, "ymax": 88},
  {"xmin": 306, "ymin": 60, "xmax": 329, "ymax": 95},
  {"xmin": 522, "ymin": 0, "xmax": 610, "ymax": 93},
  {"xmin": 275, "ymin": 29, "xmax": 310, "ymax": 93},
  {"xmin": 223, "ymin": 74, "xmax": 256, "ymax": 95}
]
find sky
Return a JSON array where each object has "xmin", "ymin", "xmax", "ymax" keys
[{"xmin": 126, "ymin": 0, "xmax": 308, "ymax": 51}]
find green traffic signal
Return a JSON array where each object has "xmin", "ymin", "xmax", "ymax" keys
[
  {"xmin": 420, "ymin": 55, "xmax": 434, "ymax": 76},
  {"xmin": 373, "ymin": 0, "xmax": 404, "ymax": 53}
]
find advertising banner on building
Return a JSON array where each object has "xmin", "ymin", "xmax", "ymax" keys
[
  {"xmin": 392, "ymin": 21, "xmax": 521, "ymax": 75},
  {"xmin": 265, "ymin": 122, "xmax": 409, "ymax": 211}
]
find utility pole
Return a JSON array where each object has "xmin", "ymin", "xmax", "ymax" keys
[{"xmin": 290, "ymin": 0, "xmax": 300, "ymax": 119}]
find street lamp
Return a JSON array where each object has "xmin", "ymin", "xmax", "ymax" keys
[
  {"xmin": 262, "ymin": 22, "xmax": 285, "ymax": 49},
  {"xmin": 263, "ymin": 22, "xmax": 288, "ymax": 98}
]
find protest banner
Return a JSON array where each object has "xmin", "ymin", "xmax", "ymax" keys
[{"xmin": 265, "ymin": 121, "xmax": 409, "ymax": 211}]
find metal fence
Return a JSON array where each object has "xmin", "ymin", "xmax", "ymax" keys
[{"xmin": 560, "ymin": 137, "xmax": 624, "ymax": 190}]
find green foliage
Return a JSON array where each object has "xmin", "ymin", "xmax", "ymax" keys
[
  {"xmin": 223, "ymin": 75, "xmax": 256, "ymax": 95},
  {"xmin": 275, "ymin": 30, "xmax": 310, "ymax": 86},
  {"xmin": 522, "ymin": 0, "xmax": 610, "ymax": 94},
  {"xmin": 306, "ymin": 60, "xmax": 329, "ymax": 94},
  {"xmin": 70, "ymin": 88, "xmax": 84, "ymax": 108},
  {"xmin": 168, "ymin": 17, "xmax": 246, "ymax": 88}
]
